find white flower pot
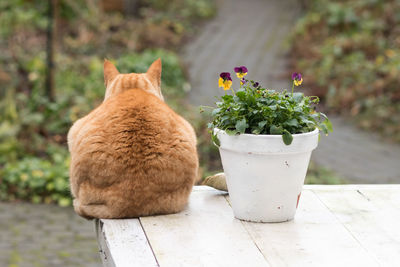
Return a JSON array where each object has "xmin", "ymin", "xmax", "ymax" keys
[{"xmin": 216, "ymin": 128, "xmax": 319, "ymax": 223}]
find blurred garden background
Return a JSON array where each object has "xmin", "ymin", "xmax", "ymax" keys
[{"xmin": 0, "ymin": 0, "xmax": 399, "ymax": 266}]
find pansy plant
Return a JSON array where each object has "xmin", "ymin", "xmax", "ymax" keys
[{"xmin": 206, "ymin": 66, "xmax": 332, "ymax": 145}]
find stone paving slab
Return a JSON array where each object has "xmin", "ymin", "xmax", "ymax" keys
[{"xmin": 0, "ymin": 202, "xmax": 101, "ymax": 267}]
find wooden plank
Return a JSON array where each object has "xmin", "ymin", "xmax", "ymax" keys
[
  {"xmin": 96, "ymin": 219, "xmax": 158, "ymax": 267},
  {"xmin": 304, "ymin": 184, "xmax": 400, "ymax": 190},
  {"xmin": 314, "ymin": 187, "xmax": 400, "ymax": 266},
  {"xmin": 238, "ymin": 189, "xmax": 378, "ymax": 267},
  {"xmin": 96, "ymin": 219, "xmax": 116, "ymax": 267},
  {"xmin": 140, "ymin": 187, "xmax": 269, "ymax": 267},
  {"xmin": 357, "ymin": 186, "xmax": 400, "ymax": 211}
]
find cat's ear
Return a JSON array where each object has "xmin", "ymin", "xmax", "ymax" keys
[
  {"xmin": 146, "ymin": 58, "xmax": 162, "ymax": 89},
  {"xmin": 104, "ymin": 59, "xmax": 120, "ymax": 87}
]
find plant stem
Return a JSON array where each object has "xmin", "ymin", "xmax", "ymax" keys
[
  {"xmin": 200, "ymin": 105, "xmax": 215, "ymax": 109},
  {"xmin": 291, "ymin": 81, "xmax": 295, "ymax": 96}
]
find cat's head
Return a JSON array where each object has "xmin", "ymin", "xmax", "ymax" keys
[{"xmin": 103, "ymin": 58, "xmax": 163, "ymax": 101}]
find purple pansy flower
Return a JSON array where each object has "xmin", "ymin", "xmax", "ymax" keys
[
  {"xmin": 291, "ymin": 72, "xmax": 302, "ymax": 81},
  {"xmin": 292, "ymin": 72, "xmax": 303, "ymax": 86},
  {"xmin": 220, "ymin": 72, "xmax": 232, "ymax": 81},
  {"xmin": 234, "ymin": 66, "xmax": 248, "ymax": 78},
  {"xmin": 253, "ymin": 82, "xmax": 259, "ymax": 88},
  {"xmin": 241, "ymin": 78, "xmax": 246, "ymax": 85},
  {"xmin": 234, "ymin": 66, "xmax": 248, "ymax": 74}
]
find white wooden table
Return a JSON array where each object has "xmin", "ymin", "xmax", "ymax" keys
[{"xmin": 95, "ymin": 185, "xmax": 400, "ymax": 267}]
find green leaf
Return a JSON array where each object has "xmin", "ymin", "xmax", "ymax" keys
[
  {"xmin": 235, "ymin": 119, "xmax": 248, "ymax": 134},
  {"xmin": 58, "ymin": 197, "xmax": 72, "ymax": 207},
  {"xmin": 221, "ymin": 94, "xmax": 233, "ymax": 101},
  {"xmin": 221, "ymin": 115, "xmax": 230, "ymax": 122},
  {"xmin": 282, "ymin": 130, "xmax": 293, "ymax": 145},
  {"xmin": 325, "ymin": 119, "xmax": 333, "ymax": 133},
  {"xmin": 293, "ymin": 92, "xmax": 304, "ymax": 102},
  {"xmin": 270, "ymin": 125, "xmax": 282, "ymax": 135},
  {"xmin": 236, "ymin": 90, "xmax": 246, "ymax": 100},
  {"xmin": 294, "ymin": 106, "xmax": 302, "ymax": 112},
  {"xmin": 320, "ymin": 124, "xmax": 329, "ymax": 135},
  {"xmin": 285, "ymin": 118, "xmax": 299, "ymax": 127},
  {"xmin": 320, "ymin": 112, "xmax": 329, "ymax": 120},
  {"xmin": 320, "ymin": 113, "xmax": 333, "ymax": 133},
  {"xmin": 54, "ymin": 178, "xmax": 67, "ymax": 191},
  {"xmin": 211, "ymin": 108, "xmax": 221, "ymax": 116},
  {"xmin": 211, "ymin": 133, "xmax": 220, "ymax": 147},
  {"xmin": 269, "ymin": 105, "xmax": 277, "ymax": 111},
  {"xmin": 258, "ymin": 121, "xmax": 267, "ymax": 128},
  {"xmin": 225, "ymin": 129, "xmax": 237, "ymax": 135}
]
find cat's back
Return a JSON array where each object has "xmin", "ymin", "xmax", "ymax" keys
[
  {"xmin": 70, "ymin": 88, "xmax": 196, "ymax": 172},
  {"xmin": 97, "ymin": 88, "xmax": 194, "ymax": 144}
]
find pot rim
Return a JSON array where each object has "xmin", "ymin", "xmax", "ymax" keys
[
  {"xmin": 215, "ymin": 127, "xmax": 319, "ymax": 154},
  {"xmin": 214, "ymin": 127, "xmax": 319, "ymax": 138}
]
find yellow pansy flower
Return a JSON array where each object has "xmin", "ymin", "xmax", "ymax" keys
[
  {"xmin": 219, "ymin": 72, "xmax": 233, "ymax": 90},
  {"xmin": 294, "ymin": 78, "xmax": 303, "ymax": 86}
]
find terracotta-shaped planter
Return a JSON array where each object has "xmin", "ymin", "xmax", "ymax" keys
[{"xmin": 216, "ymin": 128, "xmax": 319, "ymax": 222}]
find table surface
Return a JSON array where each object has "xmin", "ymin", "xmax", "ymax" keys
[{"xmin": 95, "ymin": 185, "xmax": 400, "ymax": 267}]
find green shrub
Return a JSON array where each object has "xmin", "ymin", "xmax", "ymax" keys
[
  {"xmin": 0, "ymin": 147, "xmax": 71, "ymax": 207},
  {"xmin": 140, "ymin": 0, "xmax": 216, "ymax": 29},
  {"xmin": 290, "ymin": 0, "xmax": 400, "ymax": 142},
  {"xmin": 143, "ymin": 0, "xmax": 216, "ymax": 19}
]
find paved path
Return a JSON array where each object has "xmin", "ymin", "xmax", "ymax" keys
[
  {"xmin": 313, "ymin": 117, "xmax": 400, "ymax": 183},
  {"xmin": 184, "ymin": 0, "xmax": 301, "ymax": 106},
  {"xmin": 183, "ymin": 0, "xmax": 400, "ymax": 183},
  {"xmin": 0, "ymin": 202, "xmax": 101, "ymax": 267}
]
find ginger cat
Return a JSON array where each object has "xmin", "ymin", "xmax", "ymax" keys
[{"xmin": 68, "ymin": 59, "xmax": 199, "ymax": 219}]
